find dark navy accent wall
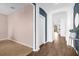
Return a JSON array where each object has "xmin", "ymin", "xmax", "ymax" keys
[
  {"xmin": 73, "ymin": 3, "xmax": 79, "ymax": 51},
  {"xmin": 39, "ymin": 8, "xmax": 47, "ymax": 42},
  {"xmin": 73, "ymin": 3, "xmax": 79, "ymax": 28}
]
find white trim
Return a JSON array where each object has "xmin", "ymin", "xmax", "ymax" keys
[
  {"xmin": 35, "ymin": 4, "xmax": 40, "ymax": 51},
  {"xmin": 0, "ymin": 38, "xmax": 8, "ymax": 41},
  {"xmin": 0, "ymin": 38, "xmax": 33, "ymax": 48},
  {"xmin": 1, "ymin": 37, "xmax": 33, "ymax": 48},
  {"xmin": 73, "ymin": 47, "xmax": 79, "ymax": 55},
  {"xmin": 32, "ymin": 4, "xmax": 40, "ymax": 51},
  {"xmin": 33, "ymin": 47, "xmax": 40, "ymax": 51},
  {"xmin": 32, "ymin": 4, "xmax": 36, "ymax": 51},
  {"xmin": 9, "ymin": 39, "xmax": 32, "ymax": 48}
]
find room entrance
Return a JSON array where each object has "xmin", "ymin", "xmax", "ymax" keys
[{"xmin": 52, "ymin": 11, "xmax": 67, "ymax": 41}]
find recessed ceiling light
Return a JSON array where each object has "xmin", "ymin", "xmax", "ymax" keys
[{"xmin": 10, "ymin": 6, "xmax": 15, "ymax": 9}]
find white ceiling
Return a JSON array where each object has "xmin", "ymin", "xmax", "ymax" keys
[
  {"xmin": 0, "ymin": 3, "xmax": 75, "ymax": 15},
  {"xmin": 0, "ymin": 3, "xmax": 30, "ymax": 15},
  {"xmin": 53, "ymin": 12, "xmax": 67, "ymax": 25},
  {"xmin": 39, "ymin": 3, "xmax": 75, "ymax": 13}
]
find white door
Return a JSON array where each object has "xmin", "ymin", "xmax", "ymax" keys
[{"xmin": 39, "ymin": 15, "xmax": 45, "ymax": 45}]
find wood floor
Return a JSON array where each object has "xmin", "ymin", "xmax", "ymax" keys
[
  {"xmin": 29, "ymin": 36, "xmax": 78, "ymax": 56},
  {"xmin": 0, "ymin": 37, "xmax": 78, "ymax": 56},
  {"xmin": 0, "ymin": 40, "xmax": 32, "ymax": 56}
]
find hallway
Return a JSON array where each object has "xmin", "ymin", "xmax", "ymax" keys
[{"xmin": 29, "ymin": 36, "xmax": 78, "ymax": 56}]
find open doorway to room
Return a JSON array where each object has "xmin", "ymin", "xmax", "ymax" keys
[
  {"xmin": 39, "ymin": 7, "xmax": 47, "ymax": 46},
  {"xmin": 0, "ymin": 3, "xmax": 34, "ymax": 56}
]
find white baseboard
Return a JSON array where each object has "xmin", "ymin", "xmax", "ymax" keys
[
  {"xmin": 9, "ymin": 38, "xmax": 32, "ymax": 48},
  {"xmin": 73, "ymin": 47, "xmax": 78, "ymax": 55},
  {"xmin": 0, "ymin": 37, "xmax": 38, "ymax": 51},
  {"xmin": 33, "ymin": 47, "xmax": 40, "ymax": 51},
  {"xmin": 0, "ymin": 38, "xmax": 8, "ymax": 41}
]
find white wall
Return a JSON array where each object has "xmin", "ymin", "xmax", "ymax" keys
[
  {"xmin": 47, "ymin": 13, "xmax": 53, "ymax": 42},
  {"xmin": 8, "ymin": 4, "xmax": 33, "ymax": 48},
  {"xmin": 0, "ymin": 14, "xmax": 8, "ymax": 39},
  {"xmin": 66, "ymin": 7, "xmax": 74, "ymax": 46}
]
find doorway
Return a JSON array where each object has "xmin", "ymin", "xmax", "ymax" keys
[
  {"xmin": 39, "ymin": 15, "xmax": 45, "ymax": 45},
  {"xmin": 52, "ymin": 11, "xmax": 67, "ymax": 40},
  {"xmin": 39, "ymin": 7, "xmax": 47, "ymax": 45}
]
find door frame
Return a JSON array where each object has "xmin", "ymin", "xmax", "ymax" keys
[
  {"xmin": 39, "ymin": 7, "xmax": 47, "ymax": 43},
  {"xmin": 32, "ymin": 3, "xmax": 47, "ymax": 51},
  {"xmin": 32, "ymin": 3, "xmax": 37, "ymax": 51}
]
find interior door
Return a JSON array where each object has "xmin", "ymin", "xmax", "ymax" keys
[{"xmin": 39, "ymin": 15, "xmax": 45, "ymax": 45}]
